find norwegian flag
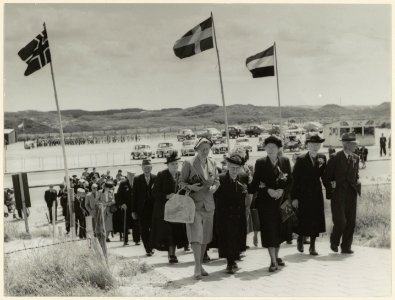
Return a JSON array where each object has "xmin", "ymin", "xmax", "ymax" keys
[{"xmin": 18, "ymin": 28, "xmax": 51, "ymax": 76}]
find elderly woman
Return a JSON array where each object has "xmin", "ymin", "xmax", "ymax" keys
[
  {"xmin": 179, "ymin": 137, "xmax": 220, "ymax": 279},
  {"xmin": 248, "ymin": 135, "xmax": 292, "ymax": 272},
  {"xmin": 96, "ymin": 181, "xmax": 116, "ymax": 242},
  {"xmin": 215, "ymin": 153, "xmax": 248, "ymax": 274},
  {"xmin": 150, "ymin": 153, "xmax": 188, "ymax": 263}
]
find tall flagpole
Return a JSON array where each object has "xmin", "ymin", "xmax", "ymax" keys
[
  {"xmin": 44, "ymin": 22, "xmax": 74, "ymax": 237},
  {"xmin": 211, "ymin": 12, "xmax": 230, "ymax": 151},
  {"xmin": 273, "ymin": 42, "xmax": 283, "ymax": 135}
]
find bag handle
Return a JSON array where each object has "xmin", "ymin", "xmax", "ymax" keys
[{"xmin": 176, "ymin": 187, "xmax": 190, "ymax": 197}]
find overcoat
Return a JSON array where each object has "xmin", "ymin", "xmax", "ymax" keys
[
  {"xmin": 150, "ymin": 169, "xmax": 188, "ymax": 251},
  {"xmin": 131, "ymin": 173, "xmax": 156, "ymax": 219},
  {"xmin": 291, "ymin": 152, "xmax": 326, "ymax": 237},
  {"xmin": 214, "ymin": 172, "xmax": 248, "ymax": 260},
  {"xmin": 248, "ymin": 156, "xmax": 292, "ymax": 248}
]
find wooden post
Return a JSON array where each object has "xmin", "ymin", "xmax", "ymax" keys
[
  {"xmin": 52, "ymin": 204, "xmax": 56, "ymax": 241},
  {"xmin": 18, "ymin": 173, "xmax": 29, "ymax": 233},
  {"xmin": 274, "ymin": 42, "xmax": 283, "ymax": 135}
]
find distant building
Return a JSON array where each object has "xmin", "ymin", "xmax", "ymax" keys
[
  {"xmin": 4, "ymin": 129, "xmax": 16, "ymax": 145},
  {"xmin": 323, "ymin": 120, "xmax": 375, "ymax": 147}
]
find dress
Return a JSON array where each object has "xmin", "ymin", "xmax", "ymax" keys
[
  {"xmin": 248, "ymin": 156, "xmax": 292, "ymax": 248},
  {"xmin": 150, "ymin": 169, "xmax": 188, "ymax": 251},
  {"xmin": 94, "ymin": 190, "xmax": 115, "ymax": 234}
]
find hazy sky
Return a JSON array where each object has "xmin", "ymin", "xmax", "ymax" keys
[{"xmin": 3, "ymin": 3, "xmax": 391, "ymax": 112}]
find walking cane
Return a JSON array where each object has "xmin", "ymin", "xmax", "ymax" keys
[{"xmin": 123, "ymin": 207, "xmax": 127, "ymax": 244}]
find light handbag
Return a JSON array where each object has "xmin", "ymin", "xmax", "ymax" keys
[{"xmin": 164, "ymin": 189, "xmax": 196, "ymax": 224}]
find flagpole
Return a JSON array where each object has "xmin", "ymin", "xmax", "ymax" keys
[
  {"xmin": 273, "ymin": 42, "xmax": 283, "ymax": 136},
  {"xmin": 44, "ymin": 22, "xmax": 74, "ymax": 237},
  {"xmin": 211, "ymin": 12, "xmax": 230, "ymax": 151}
]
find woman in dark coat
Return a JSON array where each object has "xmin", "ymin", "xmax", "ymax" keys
[
  {"xmin": 215, "ymin": 153, "xmax": 248, "ymax": 274},
  {"xmin": 150, "ymin": 153, "xmax": 188, "ymax": 263},
  {"xmin": 248, "ymin": 135, "xmax": 292, "ymax": 272},
  {"xmin": 291, "ymin": 133, "xmax": 326, "ymax": 255}
]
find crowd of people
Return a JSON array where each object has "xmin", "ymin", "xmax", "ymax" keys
[{"xmin": 41, "ymin": 131, "xmax": 361, "ymax": 278}]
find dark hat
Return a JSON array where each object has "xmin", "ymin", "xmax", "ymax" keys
[
  {"xmin": 84, "ymin": 167, "xmax": 88, "ymax": 170},
  {"xmin": 194, "ymin": 137, "xmax": 214, "ymax": 150},
  {"xmin": 305, "ymin": 133, "xmax": 325, "ymax": 144},
  {"xmin": 225, "ymin": 154, "xmax": 245, "ymax": 166},
  {"xmin": 264, "ymin": 135, "xmax": 283, "ymax": 148},
  {"xmin": 165, "ymin": 152, "xmax": 181, "ymax": 164},
  {"xmin": 142, "ymin": 159, "xmax": 152, "ymax": 166},
  {"xmin": 118, "ymin": 169, "xmax": 122, "ymax": 172},
  {"xmin": 72, "ymin": 175, "xmax": 78, "ymax": 178},
  {"xmin": 104, "ymin": 181, "xmax": 114, "ymax": 188},
  {"xmin": 340, "ymin": 132, "xmax": 359, "ymax": 143}
]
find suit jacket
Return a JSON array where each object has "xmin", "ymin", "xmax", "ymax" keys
[
  {"xmin": 324, "ymin": 151, "xmax": 360, "ymax": 198},
  {"xmin": 179, "ymin": 156, "xmax": 220, "ymax": 212},
  {"xmin": 44, "ymin": 190, "xmax": 57, "ymax": 207},
  {"xmin": 131, "ymin": 173, "xmax": 156, "ymax": 218}
]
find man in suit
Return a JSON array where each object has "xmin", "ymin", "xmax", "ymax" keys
[
  {"xmin": 85, "ymin": 183, "xmax": 99, "ymax": 232},
  {"xmin": 131, "ymin": 159, "xmax": 156, "ymax": 255},
  {"xmin": 44, "ymin": 185, "xmax": 58, "ymax": 223},
  {"xmin": 324, "ymin": 132, "xmax": 361, "ymax": 254},
  {"xmin": 380, "ymin": 133, "xmax": 387, "ymax": 157}
]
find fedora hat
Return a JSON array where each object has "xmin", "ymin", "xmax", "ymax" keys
[
  {"xmin": 264, "ymin": 135, "xmax": 283, "ymax": 148},
  {"xmin": 225, "ymin": 154, "xmax": 245, "ymax": 166},
  {"xmin": 194, "ymin": 137, "xmax": 213, "ymax": 150},
  {"xmin": 142, "ymin": 159, "xmax": 152, "ymax": 166},
  {"xmin": 305, "ymin": 133, "xmax": 325, "ymax": 144},
  {"xmin": 340, "ymin": 132, "xmax": 359, "ymax": 143},
  {"xmin": 165, "ymin": 152, "xmax": 181, "ymax": 164}
]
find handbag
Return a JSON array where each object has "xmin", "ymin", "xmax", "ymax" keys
[
  {"xmin": 164, "ymin": 189, "xmax": 196, "ymax": 224},
  {"xmin": 280, "ymin": 199, "xmax": 296, "ymax": 223}
]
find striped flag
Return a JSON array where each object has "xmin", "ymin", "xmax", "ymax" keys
[
  {"xmin": 246, "ymin": 45, "xmax": 275, "ymax": 78},
  {"xmin": 18, "ymin": 29, "xmax": 51, "ymax": 76},
  {"xmin": 173, "ymin": 17, "xmax": 213, "ymax": 59}
]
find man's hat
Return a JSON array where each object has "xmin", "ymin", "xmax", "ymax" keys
[
  {"xmin": 264, "ymin": 135, "xmax": 283, "ymax": 148},
  {"xmin": 225, "ymin": 154, "xmax": 245, "ymax": 166},
  {"xmin": 77, "ymin": 188, "xmax": 86, "ymax": 194},
  {"xmin": 118, "ymin": 169, "xmax": 122, "ymax": 172},
  {"xmin": 104, "ymin": 181, "xmax": 114, "ymax": 188},
  {"xmin": 305, "ymin": 133, "xmax": 325, "ymax": 144},
  {"xmin": 194, "ymin": 137, "xmax": 213, "ymax": 150},
  {"xmin": 165, "ymin": 152, "xmax": 181, "ymax": 164},
  {"xmin": 142, "ymin": 159, "xmax": 152, "ymax": 166},
  {"xmin": 340, "ymin": 132, "xmax": 359, "ymax": 143},
  {"xmin": 72, "ymin": 175, "xmax": 78, "ymax": 178},
  {"xmin": 84, "ymin": 167, "xmax": 88, "ymax": 170}
]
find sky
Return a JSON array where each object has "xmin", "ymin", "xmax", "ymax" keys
[{"xmin": 3, "ymin": 3, "xmax": 392, "ymax": 112}]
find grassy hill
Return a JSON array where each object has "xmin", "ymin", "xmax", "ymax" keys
[{"xmin": 4, "ymin": 102, "xmax": 391, "ymax": 134}]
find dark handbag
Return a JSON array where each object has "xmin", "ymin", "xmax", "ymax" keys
[
  {"xmin": 109, "ymin": 203, "xmax": 118, "ymax": 213},
  {"xmin": 280, "ymin": 199, "xmax": 296, "ymax": 223},
  {"xmin": 250, "ymin": 208, "xmax": 260, "ymax": 231}
]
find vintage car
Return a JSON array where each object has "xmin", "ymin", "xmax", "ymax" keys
[
  {"xmin": 235, "ymin": 137, "xmax": 253, "ymax": 152},
  {"xmin": 245, "ymin": 125, "xmax": 265, "ymax": 137},
  {"xmin": 156, "ymin": 142, "xmax": 178, "ymax": 158},
  {"xmin": 196, "ymin": 128, "xmax": 222, "ymax": 140},
  {"xmin": 257, "ymin": 133, "xmax": 271, "ymax": 151},
  {"xmin": 131, "ymin": 144, "xmax": 155, "ymax": 160},
  {"xmin": 211, "ymin": 138, "xmax": 228, "ymax": 154},
  {"xmin": 181, "ymin": 139, "xmax": 196, "ymax": 156},
  {"xmin": 283, "ymin": 134, "xmax": 302, "ymax": 152},
  {"xmin": 221, "ymin": 126, "xmax": 245, "ymax": 139},
  {"xmin": 24, "ymin": 140, "xmax": 36, "ymax": 149},
  {"xmin": 177, "ymin": 129, "xmax": 196, "ymax": 141}
]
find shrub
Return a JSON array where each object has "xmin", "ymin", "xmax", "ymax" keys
[{"xmin": 118, "ymin": 258, "xmax": 153, "ymax": 277}]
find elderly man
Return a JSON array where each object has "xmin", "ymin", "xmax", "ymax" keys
[
  {"xmin": 85, "ymin": 184, "xmax": 99, "ymax": 232},
  {"xmin": 132, "ymin": 159, "xmax": 157, "ymax": 256},
  {"xmin": 179, "ymin": 137, "xmax": 220, "ymax": 279},
  {"xmin": 324, "ymin": 132, "xmax": 361, "ymax": 254},
  {"xmin": 44, "ymin": 185, "xmax": 58, "ymax": 223},
  {"xmin": 75, "ymin": 188, "xmax": 87, "ymax": 239}
]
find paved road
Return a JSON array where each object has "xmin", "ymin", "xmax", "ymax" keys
[{"xmin": 107, "ymin": 234, "xmax": 392, "ymax": 297}]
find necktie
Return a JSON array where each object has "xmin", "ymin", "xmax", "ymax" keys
[{"xmin": 145, "ymin": 176, "xmax": 150, "ymax": 185}]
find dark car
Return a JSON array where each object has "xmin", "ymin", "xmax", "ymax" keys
[
  {"xmin": 221, "ymin": 126, "xmax": 245, "ymax": 139},
  {"xmin": 156, "ymin": 142, "xmax": 178, "ymax": 158},
  {"xmin": 245, "ymin": 125, "xmax": 265, "ymax": 137}
]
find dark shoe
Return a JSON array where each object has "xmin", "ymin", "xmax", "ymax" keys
[
  {"xmin": 246, "ymin": 245, "xmax": 250, "ymax": 249},
  {"xmin": 184, "ymin": 246, "xmax": 190, "ymax": 251},
  {"xmin": 106, "ymin": 238, "xmax": 110, "ymax": 242},
  {"xmin": 226, "ymin": 265, "xmax": 235, "ymax": 274},
  {"xmin": 268, "ymin": 262, "xmax": 278, "ymax": 272},
  {"xmin": 297, "ymin": 239, "xmax": 304, "ymax": 253},
  {"xmin": 330, "ymin": 244, "xmax": 339, "ymax": 253},
  {"xmin": 146, "ymin": 252, "xmax": 152, "ymax": 257},
  {"xmin": 203, "ymin": 253, "xmax": 211, "ymax": 263},
  {"xmin": 169, "ymin": 255, "xmax": 178, "ymax": 263},
  {"xmin": 341, "ymin": 249, "xmax": 354, "ymax": 254},
  {"xmin": 276, "ymin": 258, "xmax": 285, "ymax": 266},
  {"xmin": 123, "ymin": 243, "xmax": 129, "ymax": 246},
  {"xmin": 309, "ymin": 248, "xmax": 318, "ymax": 256},
  {"xmin": 232, "ymin": 262, "xmax": 239, "ymax": 270}
]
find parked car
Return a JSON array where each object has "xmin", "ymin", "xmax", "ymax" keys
[
  {"xmin": 221, "ymin": 126, "xmax": 245, "ymax": 139},
  {"xmin": 257, "ymin": 134, "xmax": 271, "ymax": 151},
  {"xmin": 131, "ymin": 144, "xmax": 155, "ymax": 160},
  {"xmin": 181, "ymin": 139, "xmax": 196, "ymax": 156},
  {"xmin": 245, "ymin": 125, "xmax": 265, "ymax": 137},
  {"xmin": 177, "ymin": 129, "xmax": 196, "ymax": 141},
  {"xmin": 196, "ymin": 128, "xmax": 222, "ymax": 140},
  {"xmin": 283, "ymin": 134, "xmax": 302, "ymax": 152},
  {"xmin": 235, "ymin": 137, "xmax": 253, "ymax": 152},
  {"xmin": 211, "ymin": 138, "xmax": 228, "ymax": 154},
  {"xmin": 156, "ymin": 142, "xmax": 178, "ymax": 158}
]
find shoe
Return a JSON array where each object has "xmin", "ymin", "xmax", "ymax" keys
[
  {"xmin": 268, "ymin": 262, "xmax": 278, "ymax": 272},
  {"xmin": 330, "ymin": 244, "xmax": 339, "ymax": 253},
  {"xmin": 184, "ymin": 246, "xmax": 190, "ymax": 251},
  {"xmin": 203, "ymin": 253, "xmax": 211, "ymax": 263},
  {"xmin": 201, "ymin": 267, "xmax": 209, "ymax": 276},
  {"xmin": 169, "ymin": 255, "xmax": 178, "ymax": 263},
  {"xmin": 341, "ymin": 249, "xmax": 354, "ymax": 254},
  {"xmin": 253, "ymin": 235, "xmax": 258, "ymax": 247},
  {"xmin": 309, "ymin": 248, "xmax": 318, "ymax": 256},
  {"xmin": 297, "ymin": 239, "xmax": 304, "ymax": 253},
  {"xmin": 123, "ymin": 243, "xmax": 129, "ymax": 246},
  {"xmin": 232, "ymin": 262, "xmax": 239, "ymax": 270},
  {"xmin": 106, "ymin": 238, "xmax": 110, "ymax": 242},
  {"xmin": 246, "ymin": 245, "xmax": 250, "ymax": 249},
  {"xmin": 226, "ymin": 265, "xmax": 235, "ymax": 274},
  {"xmin": 194, "ymin": 273, "xmax": 202, "ymax": 280},
  {"xmin": 276, "ymin": 258, "xmax": 285, "ymax": 266},
  {"xmin": 146, "ymin": 252, "xmax": 152, "ymax": 257}
]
